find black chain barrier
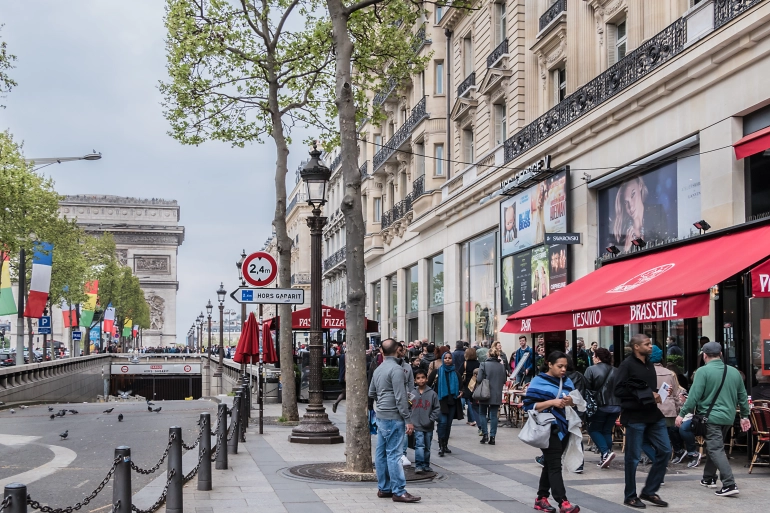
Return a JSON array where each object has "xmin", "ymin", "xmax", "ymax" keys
[
  {"xmin": 0, "ymin": 496, "xmax": 11, "ymax": 510},
  {"xmin": 210, "ymin": 429, "xmax": 224, "ymax": 462},
  {"xmin": 26, "ymin": 456, "xmax": 121, "ymax": 513},
  {"xmin": 181, "ymin": 429, "xmax": 202, "ymax": 451},
  {"xmin": 183, "ymin": 448, "xmax": 206, "ymax": 483},
  {"xmin": 129, "ymin": 433, "xmax": 176, "ymax": 475},
  {"xmin": 130, "ymin": 469, "xmax": 175, "ymax": 513},
  {"xmin": 110, "ymin": 501, "xmax": 120, "ymax": 513}
]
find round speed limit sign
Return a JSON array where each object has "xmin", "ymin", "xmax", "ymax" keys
[{"xmin": 242, "ymin": 251, "xmax": 278, "ymax": 287}]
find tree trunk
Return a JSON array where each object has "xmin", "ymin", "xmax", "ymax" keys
[
  {"xmin": 327, "ymin": 0, "xmax": 372, "ymax": 473},
  {"xmin": 268, "ymin": 76, "xmax": 300, "ymax": 422}
]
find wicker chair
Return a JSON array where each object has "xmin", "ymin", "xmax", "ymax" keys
[{"xmin": 749, "ymin": 406, "xmax": 770, "ymax": 474}]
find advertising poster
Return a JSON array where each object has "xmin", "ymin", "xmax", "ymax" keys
[
  {"xmin": 598, "ymin": 159, "xmax": 701, "ymax": 255},
  {"xmin": 501, "ymin": 244, "xmax": 570, "ymax": 315},
  {"xmin": 513, "ymin": 250, "xmax": 532, "ymax": 312},
  {"xmin": 501, "ymin": 170, "xmax": 568, "ymax": 257},
  {"xmin": 549, "ymin": 244, "xmax": 568, "ymax": 294},
  {"xmin": 531, "ymin": 246, "xmax": 549, "ymax": 303}
]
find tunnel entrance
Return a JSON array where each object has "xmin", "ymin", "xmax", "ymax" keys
[{"xmin": 110, "ymin": 374, "xmax": 202, "ymax": 401}]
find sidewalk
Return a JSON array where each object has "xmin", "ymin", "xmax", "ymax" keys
[{"xmin": 144, "ymin": 400, "xmax": 769, "ymax": 513}]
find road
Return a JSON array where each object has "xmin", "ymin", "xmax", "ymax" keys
[{"xmin": 0, "ymin": 400, "xmax": 217, "ymax": 511}]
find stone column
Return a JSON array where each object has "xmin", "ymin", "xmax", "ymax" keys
[
  {"xmin": 380, "ymin": 276, "xmax": 391, "ymax": 339},
  {"xmin": 700, "ymin": 117, "xmax": 745, "ymax": 229},
  {"xmin": 396, "ymin": 268, "xmax": 407, "ymax": 342},
  {"xmin": 443, "ymin": 244, "xmax": 462, "ymax": 343},
  {"xmin": 417, "ymin": 257, "xmax": 429, "ymax": 341}
]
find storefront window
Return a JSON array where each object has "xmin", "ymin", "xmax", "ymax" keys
[
  {"xmin": 389, "ymin": 275, "xmax": 398, "ymax": 338},
  {"xmin": 373, "ymin": 282, "xmax": 381, "ymax": 326},
  {"xmin": 461, "ymin": 232, "xmax": 497, "ymax": 347},
  {"xmin": 432, "ymin": 312, "xmax": 444, "ymax": 345},
  {"xmin": 429, "ymin": 254, "xmax": 444, "ymax": 306},
  {"xmin": 407, "ymin": 265, "xmax": 418, "ymax": 313},
  {"xmin": 749, "ymin": 298, "xmax": 770, "ymax": 394}
]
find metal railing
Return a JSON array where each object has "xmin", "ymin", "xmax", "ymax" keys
[
  {"xmin": 381, "ymin": 192, "xmax": 414, "ymax": 230},
  {"xmin": 323, "ymin": 247, "xmax": 346, "ymax": 272},
  {"xmin": 291, "ymin": 273, "xmax": 310, "ymax": 285},
  {"xmin": 487, "ymin": 38, "xmax": 508, "ymax": 68},
  {"xmin": 412, "ymin": 174, "xmax": 425, "ymax": 199},
  {"xmin": 287, "ymin": 193, "xmax": 307, "ymax": 214},
  {"xmin": 457, "ymin": 72, "xmax": 475, "ymax": 97},
  {"xmin": 372, "ymin": 96, "xmax": 428, "ymax": 171},
  {"xmin": 359, "ymin": 161, "xmax": 369, "ymax": 178},
  {"xmin": 373, "ymin": 76, "xmax": 399, "ymax": 108},
  {"xmin": 329, "ymin": 153, "xmax": 342, "ymax": 171},
  {"xmin": 715, "ymin": 0, "xmax": 763, "ymax": 28},
  {"xmin": 539, "ymin": 0, "xmax": 567, "ymax": 31},
  {"xmin": 411, "ymin": 26, "xmax": 429, "ymax": 54}
]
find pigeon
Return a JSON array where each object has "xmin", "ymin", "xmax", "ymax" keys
[
  {"xmin": 20, "ymin": 405, "xmax": 28, "ymax": 409},
  {"xmin": 147, "ymin": 401, "xmax": 155, "ymax": 406},
  {"xmin": 48, "ymin": 406, "xmax": 54, "ymax": 412},
  {"xmin": 148, "ymin": 406, "xmax": 153, "ymax": 412},
  {"xmin": 103, "ymin": 408, "xmax": 114, "ymax": 414},
  {"xmin": 9, "ymin": 409, "xmax": 15, "ymax": 414},
  {"xmin": 0, "ymin": 401, "xmax": 4, "ymax": 405},
  {"xmin": 56, "ymin": 411, "xmax": 66, "ymax": 417},
  {"xmin": 59, "ymin": 430, "xmax": 68, "ymax": 440},
  {"xmin": 152, "ymin": 407, "xmax": 162, "ymax": 413},
  {"xmin": 118, "ymin": 413, "xmax": 124, "ymax": 422},
  {"xmin": 69, "ymin": 410, "xmax": 78, "ymax": 414},
  {"xmin": 49, "ymin": 414, "xmax": 55, "ymax": 420}
]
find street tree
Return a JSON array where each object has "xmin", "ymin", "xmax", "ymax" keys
[
  {"xmin": 0, "ymin": 25, "xmax": 17, "ymax": 108},
  {"xmin": 161, "ymin": 0, "xmax": 334, "ymax": 421}
]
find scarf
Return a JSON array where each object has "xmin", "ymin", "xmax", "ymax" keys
[
  {"xmin": 437, "ymin": 363, "xmax": 459, "ymax": 400},
  {"xmin": 523, "ymin": 373, "xmax": 575, "ymax": 440}
]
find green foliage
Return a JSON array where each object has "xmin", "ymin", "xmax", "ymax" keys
[
  {"xmin": 667, "ymin": 354, "xmax": 684, "ymax": 369},
  {"xmin": 0, "ymin": 25, "xmax": 17, "ymax": 108},
  {"xmin": 322, "ymin": 366, "xmax": 339, "ymax": 380},
  {"xmin": 97, "ymin": 256, "xmax": 151, "ymax": 330}
]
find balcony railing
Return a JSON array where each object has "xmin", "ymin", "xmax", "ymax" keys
[
  {"xmin": 291, "ymin": 272, "xmax": 311, "ymax": 285},
  {"xmin": 539, "ymin": 0, "xmax": 566, "ymax": 32},
  {"xmin": 411, "ymin": 26, "xmax": 430, "ymax": 54},
  {"xmin": 287, "ymin": 192, "xmax": 307, "ymax": 214},
  {"xmin": 373, "ymin": 76, "xmax": 399, "ymax": 107},
  {"xmin": 412, "ymin": 174, "xmax": 425, "ymax": 199},
  {"xmin": 457, "ymin": 72, "xmax": 475, "ymax": 97},
  {"xmin": 329, "ymin": 153, "xmax": 342, "ymax": 171},
  {"xmin": 359, "ymin": 161, "xmax": 369, "ymax": 178},
  {"xmin": 373, "ymin": 96, "xmax": 428, "ymax": 171},
  {"xmin": 380, "ymin": 192, "xmax": 414, "ymax": 231},
  {"xmin": 323, "ymin": 247, "xmax": 346, "ymax": 272},
  {"xmin": 487, "ymin": 38, "xmax": 508, "ymax": 68},
  {"xmin": 716, "ymin": 0, "xmax": 763, "ymax": 28}
]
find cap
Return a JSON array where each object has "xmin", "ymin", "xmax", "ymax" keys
[
  {"xmin": 701, "ymin": 341, "xmax": 722, "ymax": 356},
  {"xmin": 649, "ymin": 345, "xmax": 663, "ymax": 363}
]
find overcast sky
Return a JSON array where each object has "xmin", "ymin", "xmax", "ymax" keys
[{"xmin": 1, "ymin": 2, "xmax": 315, "ymax": 343}]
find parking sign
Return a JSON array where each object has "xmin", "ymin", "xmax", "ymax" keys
[{"xmin": 38, "ymin": 316, "xmax": 52, "ymax": 335}]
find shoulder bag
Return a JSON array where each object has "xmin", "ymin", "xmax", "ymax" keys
[
  {"xmin": 519, "ymin": 378, "xmax": 562, "ymax": 448},
  {"xmin": 472, "ymin": 362, "xmax": 491, "ymax": 402},
  {"xmin": 691, "ymin": 363, "xmax": 728, "ymax": 437}
]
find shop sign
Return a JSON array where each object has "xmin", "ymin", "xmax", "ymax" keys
[
  {"xmin": 110, "ymin": 363, "xmax": 201, "ymax": 375},
  {"xmin": 545, "ymin": 233, "xmax": 581, "ymax": 245},
  {"xmin": 750, "ymin": 259, "xmax": 770, "ymax": 297},
  {"xmin": 500, "ymin": 155, "xmax": 552, "ymax": 193}
]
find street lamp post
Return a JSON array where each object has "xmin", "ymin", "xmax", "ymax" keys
[
  {"xmin": 214, "ymin": 283, "xmax": 227, "ymax": 393},
  {"xmin": 290, "ymin": 143, "xmax": 343, "ymax": 444},
  {"xmin": 198, "ymin": 312, "xmax": 204, "ymax": 353}
]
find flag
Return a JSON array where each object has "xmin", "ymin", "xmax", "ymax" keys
[
  {"xmin": 102, "ymin": 303, "xmax": 115, "ymax": 335},
  {"xmin": 132, "ymin": 325, "xmax": 138, "ymax": 338},
  {"xmin": 122, "ymin": 318, "xmax": 132, "ymax": 337},
  {"xmin": 23, "ymin": 242, "xmax": 53, "ymax": 318},
  {"xmin": 61, "ymin": 298, "xmax": 77, "ymax": 328},
  {"xmin": 80, "ymin": 280, "xmax": 98, "ymax": 327},
  {"xmin": 0, "ymin": 253, "xmax": 17, "ymax": 316}
]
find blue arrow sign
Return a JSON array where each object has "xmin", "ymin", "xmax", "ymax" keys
[
  {"xmin": 72, "ymin": 331, "xmax": 82, "ymax": 341},
  {"xmin": 241, "ymin": 289, "xmax": 254, "ymax": 302}
]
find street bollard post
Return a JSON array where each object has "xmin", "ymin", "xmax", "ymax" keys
[
  {"xmin": 166, "ymin": 426, "xmax": 183, "ymax": 513},
  {"xmin": 227, "ymin": 392, "xmax": 241, "ymax": 454},
  {"xmin": 240, "ymin": 384, "xmax": 248, "ymax": 442},
  {"xmin": 215, "ymin": 403, "xmax": 229, "ymax": 470},
  {"xmin": 198, "ymin": 412, "xmax": 212, "ymax": 491},
  {"xmin": 113, "ymin": 446, "xmax": 132, "ymax": 513},
  {"xmin": 3, "ymin": 483, "xmax": 27, "ymax": 513}
]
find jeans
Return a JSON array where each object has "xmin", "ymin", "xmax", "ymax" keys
[
  {"xmin": 703, "ymin": 424, "xmax": 735, "ymax": 487},
  {"xmin": 375, "ymin": 418, "xmax": 407, "ymax": 496},
  {"xmin": 414, "ymin": 430, "xmax": 433, "ymax": 470},
  {"xmin": 588, "ymin": 410, "xmax": 616, "ymax": 455},
  {"xmin": 478, "ymin": 404, "xmax": 500, "ymax": 437},
  {"xmin": 679, "ymin": 418, "xmax": 698, "ymax": 454},
  {"xmin": 437, "ymin": 404, "xmax": 456, "ymax": 441},
  {"xmin": 624, "ymin": 419, "xmax": 671, "ymax": 501},
  {"xmin": 464, "ymin": 398, "xmax": 477, "ymax": 423},
  {"xmin": 538, "ymin": 428, "xmax": 570, "ymax": 503}
]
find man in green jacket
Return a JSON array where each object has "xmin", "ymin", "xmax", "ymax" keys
[{"xmin": 676, "ymin": 342, "xmax": 751, "ymax": 497}]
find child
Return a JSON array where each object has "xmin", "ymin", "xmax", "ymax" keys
[{"xmin": 411, "ymin": 369, "xmax": 441, "ymax": 473}]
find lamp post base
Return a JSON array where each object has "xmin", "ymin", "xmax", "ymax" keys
[{"xmin": 289, "ymin": 409, "xmax": 344, "ymax": 444}]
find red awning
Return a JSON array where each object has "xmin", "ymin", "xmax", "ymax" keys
[
  {"xmin": 734, "ymin": 125, "xmax": 770, "ymax": 160},
  {"xmin": 267, "ymin": 305, "xmax": 379, "ymax": 332},
  {"xmin": 502, "ymin": 224, "xmax": 770, "ymax": 334},
  {"xmin": 750, "ymin": 258, "xmax": 770, "ymax": 297}
]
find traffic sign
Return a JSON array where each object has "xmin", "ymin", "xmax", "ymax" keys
[
  {"xmin": 72, "ymin": 331, "xmax": 82, "ymax": 341},
  {"xmin": 242, "ymin": 251, "xmax": 278, "ymax": 287},
  {"xmin": 230, "ymin": 287, "xmax": 305, "ymax": 304},
  {"xmin": 38, "ymin": 316, "xmax": 52, "ymax": 335}
]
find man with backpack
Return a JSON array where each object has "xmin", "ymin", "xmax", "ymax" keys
[
  {"xmin": 584, "ymin": 348, "xmax": 620, "ymax": 468},
  {"xmin": 675, "ymin": 342, "xmax": 750, "ymax": 497}
]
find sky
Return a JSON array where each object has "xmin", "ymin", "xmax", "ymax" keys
[{"xmin": 1, "ymin": 2, "xmax": 315, "ymax": 344}]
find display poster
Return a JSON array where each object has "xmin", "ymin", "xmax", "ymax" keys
[
  {"xmin": 502, "ymin": 244, "xmax": 569, "ymax": 315},
  {"xmin": 762, "ymin": 319, "xmax": 770, "ymax": 376},
  {"xmin": 501, "ymin": 170, "xmax": 567, "ymax": 257},
  {"xmin": 598, "ymin": 157, "xmax": 701, "ymax": 255},
  {"xmin": 549, "ymin": 244, "xmax": 568, "ymax": 294}
]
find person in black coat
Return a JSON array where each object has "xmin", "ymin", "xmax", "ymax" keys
[
  {"xmin": 477, "ymin": 347, "xmax": 507, "ymax": 444},
  {"xmin": 462, "ymin": 347, "xmax": 481, "ymax": 426},
  {"xmin": 332, "ymin": 350, "xmax": 346, "ymax": 413}
]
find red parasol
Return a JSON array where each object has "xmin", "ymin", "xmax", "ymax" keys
[
  {"xmin": 262, "ymin": 319, "xmax": 278, "ymax": 364},
  {"xmin": 233, "ymin": 312, "xmax": 259, "ymax": 364}
]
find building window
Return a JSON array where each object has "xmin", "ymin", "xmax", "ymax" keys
[
  {"xmin": 429, "ymin": 254, "xmax": 444, "ymax": 306},
  {"xmin": 748, "ymin": 152, "xmax": 770, "ymax": 218},
  {"xmin": 616, "ymin": 20, "xmax": 627, "ymax": 61},
  {"xmin": 373, "ymin": 282, "xmax": 381, "ymax": 325},
  {"xmin": 461, "ymin": 232, "xmax": 497, "ymax": 346},
  {"xmin": 463, "ymin": 128, "xmax": 474, "ymax": 164},
  {"xmin": 609, "ymin": 19, "xmax": 627, "ymax": 66},
  {"xmin": 495, "ymin": 2, "xmax": 507, "ymax": 46},
  {"xmin": 435, "ymin": 61, "xmax": 444, "ymax": 94},
  {"xmin": 494, "ymin": 103, "xmax": 507, "ymax": 145},
  {"xmin": 463, "ymin": 35, "xmax": 473, "ymax": 76},
  {"xmin": 415, "ymin": 142, "xmax": 425, "ymax": 178},
  {"xmin": 420, "ymin": 71, "xmax": 426, "ymax": 98},
  {"xmin": 389, "ymin": 275, "xmax": 398, "ymax": 338},
  {"xmin": 374, "ymin": 197, "xmax": 382, "ymax": 222},
  {"xmin": 436, "ymin": 4, "xmax": 444, "ymax": 23},
  {"xmin": 555, "ymin": 67, "xmax": 566, "ymax": 103},
  {"xmin": 374, "ymin": 134, "xmax": 382, "ymax": 150},
  {"xmin": 435, "ymin": 144, "xmax": 445, "ymax": 176},
  {"xmin": 407, "ymin": 264, "xmax": 418, "ymax": 313}
]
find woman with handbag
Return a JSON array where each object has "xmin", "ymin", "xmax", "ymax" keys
[
  {"xmin": 462, "ymin": 347, "xmax": 481, "ymax": 426},
  {"xmin": 428, "ymin": 351, "xmax": 463, "ymax": 456},
  {"xmin": 583, "ymin": 348, "xmax": 620, "ymax": 468},
  {"xmin": 523, "ymin": 351, "xmax": 580, "ymax": 513},
  {"xmin": 477, "ymin": 347, "xmax": 507, "ymax": 445}
]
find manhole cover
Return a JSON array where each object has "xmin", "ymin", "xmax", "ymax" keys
[{"xmin": 284, "ymin": 462, "xmax": 437, "ymax": 483}]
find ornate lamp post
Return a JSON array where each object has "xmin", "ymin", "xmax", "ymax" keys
[
  {"xmin": 197, "ymin": 313, "xmax": 204, "ymax": 352},
  {"xmin": 214, "ymin": 283, "xmax": 227, "ymax": 390},
  {"xmin": 290, "ymin": 143, "xmax": 343, "ymax": 444},
  {"xmin": 206, "ymin": 299, "xmax": 213, "ymax": 355}
]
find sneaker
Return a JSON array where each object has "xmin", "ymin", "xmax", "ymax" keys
[
  {"xmin": 686, "ymin": 452, "xmax": 702, "ymax": 468},
  {"xmin": 400, "ymin": 455, "xmax": 411, "ymax": 467},
  {"xmin": 534, "ymin": 497, "xmax": 557, "ymax": 512},
  {"xmin": 700, "ymin": 478, "xmax": 718, "ymax": 488},
  {"xmin": 424, "ymin": 466, "xmax": 434, "ymax": 472},
  {"xmin": 574, "ymin": 463, "xmax": 584, "ymax": 474},
  {"xmin": 535, "ymin": 455, "xmax": 545, "ymax": 467},
  {"xmin": 414, "ymin": 467, "xmax": 424, "ymax": 474},
  {"xmin": 714, "ymin": 485, "xmax": 739, "ymax": 497},
  {"xmin": 671, "ymin": 449, "xmax": 687, "ymax": 464},
  {"xmin": 600, "ymin": 451, "xmax": 615, "ymax": 469},
  {"xmin": 559, "ymin": 499, "xmax": 580, "ymax": 513}
]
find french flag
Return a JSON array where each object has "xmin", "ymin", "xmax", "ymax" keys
[
  {"xmin": 103, "ymin": 304, "xmax": 116, "ymax": 335},
  {"xmin": 23, "ymin": 242, "xmax": 53, "ymax": 318}
]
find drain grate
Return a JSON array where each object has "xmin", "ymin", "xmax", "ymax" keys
[{"xmin": 285, "ymin": 462, "xmax": 438, "ymax": 483}]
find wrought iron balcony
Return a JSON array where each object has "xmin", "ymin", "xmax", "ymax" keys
[
  {"xmin": 323, "ymin": 247, "xmax": 346, "ymax": 272},
  {"xmin": 487, "ymin": 38, "xmax": 508, "ymax": 68},
  {"xmin": 372, "ymin": 96, "xmax": 428, "ymax": 171},
  {"xmin": 504, "ymin": 17, "xmax": 687, "ymax": 164},
  {"xmin": 381, "ymin": 192, "xmax": 414, "ymax": 231},
  {"xmin": 539, "ymin": 0, "xmax": 566, "ymax": 32},
  {"xmin": 287, "ymin": 192, "xmax": 307, "ymax": 215},
  {"xmin": 412, "ymin": 174, "xmax": 425, "ymax": 199},
  {"xmin": 715, "ymin": 0, "xmax": 763, "ymax": 28},
  {"xmin": 373, "ymin": 76, "xmax": 399, "ymax": 107},
  {"xmin": 411, "ymin": 26, "xmax": 430, "ymax": 54},
  {"xmin": 329, "ymin": 153, "xmax": 342, "ymax": 171},
  {"xmin": 291, "ymin": 273, "xmax": 311, "ymax": 285},
  {"xmin": 457, "ymin": 72, "xmax": 475, "ymax": 97},
  {"xmin": 359, "ymin": 161, "xmax": 369, "ymax": 178}
]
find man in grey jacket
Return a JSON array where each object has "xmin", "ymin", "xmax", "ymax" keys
[{"xmin": 368, "ymin": 338, "xmax": 421, "ymax": 503}]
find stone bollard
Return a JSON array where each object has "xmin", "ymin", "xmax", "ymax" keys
[
  {"xmin": 3, "ymin": 483, "xmax": 27, "ymax": 513},
  {"xmin": 227, "ymin": 392, "xmax": 241, "ymax": 454},
  {"xmin": 215, "ymin": 403, "xmax": 229, "ymax": 470},
  {"xmin": 166, "ymin": 426, "xmax": 183, "ymax": 513},
  {"xmin": 113, "ymin": 446, "xmax": 132, "ymax": 513},
  {"xmin": 197, "ymin": 412, "xmax": 212, "ymax": 491}
]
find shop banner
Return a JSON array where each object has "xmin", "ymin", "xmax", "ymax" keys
[
  {"xmin": 751, "ymin": 259, "xmax": 770, "ymax": 297},
  {"xmin": 502, "ymin": 293, "xmax": 709, "ymax": 333}
]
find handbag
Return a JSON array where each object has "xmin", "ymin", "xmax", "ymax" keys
[
  {"xmin": 519, "ymin": 378, "xmax": 563, "ymax": 448},
  {"xmin": 691, "ymin": 363, "xmax": 728, "ymax": 437},
  {"xmin": 472, "ymin": 363, "xmax": 491, "ymax": 402}
]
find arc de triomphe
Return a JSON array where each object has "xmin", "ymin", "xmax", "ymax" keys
[{"xmin": 59, "ymin": 195, "xmax": 185, "ymax": 348}]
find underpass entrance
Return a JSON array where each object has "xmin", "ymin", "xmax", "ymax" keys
[{"xmin": 110, "ymin": 362, "xmax": 202, "ymax": 400}]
